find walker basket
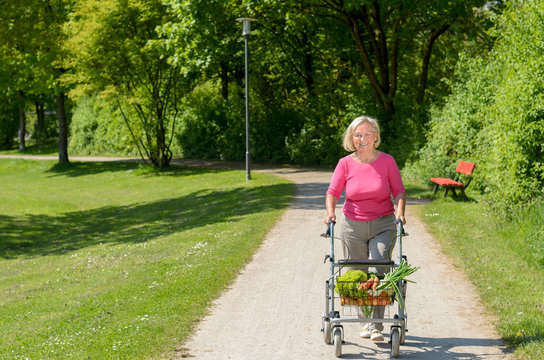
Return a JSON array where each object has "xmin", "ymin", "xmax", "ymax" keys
[{"xmin": 335, "ymin": 280, "xmax": 394, "ymax": 306}]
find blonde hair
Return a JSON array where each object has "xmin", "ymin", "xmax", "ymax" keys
[{"xmin": 342, "ymin": 116, "xmax": 381, "ymax": 151}]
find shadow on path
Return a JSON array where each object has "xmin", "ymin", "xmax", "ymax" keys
[{"xmin": 339, "ymin": 335, "xmax": 511, "ymax": 359}]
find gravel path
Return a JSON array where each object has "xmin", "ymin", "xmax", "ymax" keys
[{"xmin": 177, "ymin": 167, "xmax": 512, "ymax": 359}]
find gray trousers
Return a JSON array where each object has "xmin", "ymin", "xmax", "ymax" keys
[{"xmin": 340, "ymin": 214, "xmax": 396, "ymax": 331}]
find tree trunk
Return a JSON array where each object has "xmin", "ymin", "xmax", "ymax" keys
[
  {"xmin": 345, "ymin": 4, "xmax": 399, "ymax": 119},
  {"xmin": 56, "ymin": 92, "xmax": 69, "ymax": 164},
  {"xmin": 298, "ymin": 25, "xmax": 315, "ymax": 100},
  {"xmin": 417, "ymin": 24, "xmax": 451, "ymax": 104},
  {"xmin": 35, "ymin": 101, "xmax": 45, "ymax": 142},
  {"xmin": 18, "ymin": 91, "xmax": 25, "ymax": 151}
]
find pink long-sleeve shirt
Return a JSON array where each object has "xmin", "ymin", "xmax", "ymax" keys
[{"xmin": 326, "ymin": 152, "xmax": 405, "ymax": 222}]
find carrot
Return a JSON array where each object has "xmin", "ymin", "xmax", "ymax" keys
[
  {"xmin": 358, "ymin": 280, "xmax": 372, "ymax": 290},
  {"xmin": 371, "ymin": 277, "xmax": 379, "ymax": 290},
  {"xmin": 358, "ymin": 282, "xmax": 365, "ymax": 291}
]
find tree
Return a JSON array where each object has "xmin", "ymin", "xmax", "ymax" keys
[
  {"xmin": 66, "ymin": 0, "xmax": 185, "ymax": 167},
  {"xmin": 0, "ymin": 0, "xmax": 72, "ymax": 162},
  {"xmin": 300, "ymin": 0, "xmax": 487, "ymax": 119},
  {"xmin": 161, "ymin": 0, "xmax": 245, "ymax": 100}
]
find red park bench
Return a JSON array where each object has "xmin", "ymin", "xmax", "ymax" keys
[{"xmin": 430, "ymin": 161, "xmax": 476, "ymax": 200}]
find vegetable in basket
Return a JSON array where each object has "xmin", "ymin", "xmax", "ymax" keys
[
  {"xmin": 358, "ymin": 273, "xmax": 378, "ymax": 291},
  {"xmin": 376, "ymin": 259, "xmax": 419, "ymax": 308},
  {"xmin": 335, "ymin": 270, "xmax": 368, "ymax": 298}
]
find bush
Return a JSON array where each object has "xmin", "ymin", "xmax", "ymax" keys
[
  {"xmin": 177, "ymin": 82, "xmax": 242, "ymax": 161},
  {"xmin": 69, "ymin": 95, "xmax": 138, "ymax": 156},
  {"xmin": 177, "ymin": 81, "xmax": 304, "ymax": 164},
  {"xmin": 285, "ymin": 108, "xmax": 345, "ymax": 167}
]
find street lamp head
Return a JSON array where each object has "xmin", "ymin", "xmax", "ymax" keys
[{"xmin": 236, "ymin": 17, "xmax": 257, "ymax": 36}]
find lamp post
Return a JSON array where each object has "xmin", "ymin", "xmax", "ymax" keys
[{"xmin": 236, "ymin": 17, "xmax": 256, "ymax": 181}]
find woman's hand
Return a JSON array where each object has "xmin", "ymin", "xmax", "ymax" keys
[{"xmin": 324, "ymin": 213, "xmax": 336, "ymax": 224}]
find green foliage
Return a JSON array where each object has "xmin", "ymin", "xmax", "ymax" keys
[
  {"xmin": 483, "ymin": 0, "xmax": 544, "ymax": 214},
  {"xmin": 177, "ymin": 81, "xmax": 242, "ymax": 160},
  {"xmin": 250, "ymin": 99, "xmax": 303, "ymax": 164},
  {"xmin": 403, "ymin": 55, "xmax": 495, "ymax": 188},
  {"xmin": 0, "ymin": 0, "xmax": 499, "ymax": 168},
  {"xmin": 66, "ymin": 0, "xmax": 186, "ymax": 167},
  {"xmin": 285, "ymin": 108, "xmax": 345, "ymax": 166},
  {"xmin": 0, "ymin": 0, "xmax": 72, "ymax": 152},
  {"xmin": 69, "ymin": 95, "xmax": 137, "ymax": 156},
  {"xmin": 335, "ymin": 270, "xmax": 368, "ymax": 298},
  {"xmin": 405, "ymin": 1, "xmax": 544, "ymax": 216},
  {"xmin": 27, "ymin": 96, "xmax": 62, "ymax": 143},
  {"xmin": 160, "ymin": 0, "xmax": 490, "ymax": 167},
  {"xmin": 177, "ymin": 80, "xmax": 304, "ymax": 163}
]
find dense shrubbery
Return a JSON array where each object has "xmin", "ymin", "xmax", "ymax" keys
[
  {"xmin": 69, "ymin": 96, "xmax": 139, "ymax": 156},
  {"xmin": 174, "ymin": 76, "xmax": 432, "ymax": 168},
  {"xmin": 177, "ymin": 81, "xmax": 344, "ymax": 165},
  {"xmin": 405, "ymin": 1, "xmax": 544, "ymax": 217},
  {"xmin": 176, "ymin": 82, "xmax": 240, "ymax": 161}
]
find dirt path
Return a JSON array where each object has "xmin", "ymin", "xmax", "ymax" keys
[{"xmin": 178, "ymin": 167, "xmax": 511, "ymax": 359}]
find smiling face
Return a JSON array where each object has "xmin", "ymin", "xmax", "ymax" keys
[{"xmin": 353, "ymin": 122, "xmax": 378, "ymax": 152}]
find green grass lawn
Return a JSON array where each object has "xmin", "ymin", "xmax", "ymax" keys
[
  {"xmin": 410, "ymin": 193, "xmax": 544, "ymax": 359},
  {"xmin": 0, "ymin": 159, "xmax": 295, "ymax": 359}
]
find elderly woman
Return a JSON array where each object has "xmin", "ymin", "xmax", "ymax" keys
[{"xmin": 324, "ymin": 116, "xmax": 406, "ymax": 342}]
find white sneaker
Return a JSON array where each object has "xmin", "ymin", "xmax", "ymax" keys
[
  {"xmin": 360, "ymin": 324, "xmax": 371, "ymax": 338},
  {"xmin": 370, "ymin": 330, "xmax": 384, "ymax": 342}
]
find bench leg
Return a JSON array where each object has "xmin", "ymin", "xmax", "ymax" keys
[
  {"xmin": 433, "ymin": 184, "xmax": 439, "ymax": 195},
  {"xmin": 460, "ymin": 188, "xmax": 468, "ymax": 201},
  {"xmin": 443, "ymin": 187, "xmax": 449, "ymax": 197}
]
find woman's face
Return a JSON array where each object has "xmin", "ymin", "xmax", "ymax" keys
[{"xmin": 353, "ymin": 122, "xmax": 377, "ymax": 151}]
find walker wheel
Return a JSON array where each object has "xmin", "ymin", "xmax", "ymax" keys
[
  {"xmin": 391, "ymin": 328, "xmax": 400, "ymax": 357},
  {"xmin": 333, "ymin": 327, "xmax": 342, "ymax": 357},
  {"xmin": 322, "ymin": 318, "xmax": 332, "ymax": 344}
]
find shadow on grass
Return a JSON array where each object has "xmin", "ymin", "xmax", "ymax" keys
[
  {"xmin": 0, "ymin": 141, "xmax": 57, "ymax": 156},
  {"xmin": 0, "ymin": 183, "xmax": 293, "ymax": 259},
  {"xmin": 46, "ymin": 161, "xmax": 230, "ymax": 178},
  {"xmin": 429, "ymin": 192, "xmax": 480, "ymax": 203}
]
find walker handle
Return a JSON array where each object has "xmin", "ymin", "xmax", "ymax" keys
[
  {"xmin": 321, "ymin": 220, "xmax": 335, "ymax": 238},
  {"xmin": 396, "ymin": 219, "xmax": 408, "ymax": 237}
]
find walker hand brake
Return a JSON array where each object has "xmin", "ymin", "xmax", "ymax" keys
[{"xmin": 320, "ymin": 227, "xmax": 331, "ymax": 238}]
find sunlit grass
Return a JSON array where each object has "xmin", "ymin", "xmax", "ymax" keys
[
  {"xmin": 0, "ymin": 159, "xmax": 295, "ymax": 359},
  {"xmin": 411, "ymin": 198, "xmax": 544, "ymax": 359}
]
